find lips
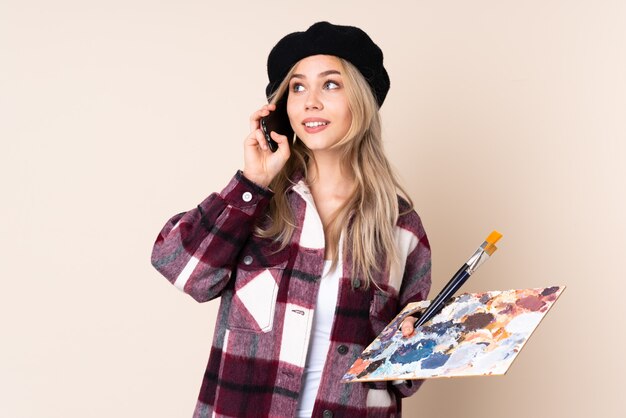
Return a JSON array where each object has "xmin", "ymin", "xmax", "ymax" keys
[
  {"xmin": 304, "ymin": 121, "xmax": 328, "ymax": 128},
  {"xmin": 302, "ymin": 118, "xmax": 330, "ymax": 133}
]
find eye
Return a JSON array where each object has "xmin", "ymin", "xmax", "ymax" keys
[
  {"xmin": 291, "ymin": 83, "xmax": 305, "ymax": 93},
  {"xmin": 324, "ymin": 80, "xmax": 340, "ymax": 90}
]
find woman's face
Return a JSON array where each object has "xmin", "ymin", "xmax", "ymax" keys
[{"xmin": 286, "ymin": 55, "xmax": 352, "ymax": 153}]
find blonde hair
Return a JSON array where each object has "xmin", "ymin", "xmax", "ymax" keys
[{"xmin": 258, "ymin": 57, "xmax": 413, "ymax": 289}]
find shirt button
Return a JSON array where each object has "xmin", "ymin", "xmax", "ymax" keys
[
  {"xmin": 337, "ymin": 345, "xmax": 348, "ymax": 355},
  {"xmin": 243, "ymin": 255, "xmax": 253, "ymax": 265},
  {"xmin": 323, "ymin": 410, "xmax": 333, "ymax": 418},
  {"xmin": 242, "ymin": 191, "xmax": 253, "ymax": 202},
  {"xmin": 352, "ymin": 278, "xmax": 361, "ymax": 289}
]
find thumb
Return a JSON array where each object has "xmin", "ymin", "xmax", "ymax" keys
[
  {"xmin": 400, "ymin": 316, "xmax": 417, "ymax": 338},
  {"xmin": 271, "ymin": 131, "xmax": 291, "ymax": 157}
]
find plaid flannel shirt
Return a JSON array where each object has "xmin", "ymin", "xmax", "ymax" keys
[{"xmin": 151, "ymin": 171, "xmax": 431, "ymax": 418}]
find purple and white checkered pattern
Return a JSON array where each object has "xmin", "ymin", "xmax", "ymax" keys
[{"xmin": 151, "ymin": 171, "xmax": 431, "ymax": 418}]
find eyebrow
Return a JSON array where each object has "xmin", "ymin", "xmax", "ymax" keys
[{"xmin": 290, "ymin": 70, "xmax": 342, "ymax": 80}]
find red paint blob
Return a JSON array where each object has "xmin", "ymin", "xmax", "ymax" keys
[{"xmin": 516, "ymin": 295, "xmax": 546, "ymax": 311}]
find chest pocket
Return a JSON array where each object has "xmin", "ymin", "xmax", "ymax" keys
[
  {"xmin": 227, "ymin": 236, "xmax": 289, "ymax": 333},
  {"xmin": 370, "ymin": 289, "xmax": 400, "ymax": 336}
]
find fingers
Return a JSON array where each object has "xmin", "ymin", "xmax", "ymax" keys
[
  {"xmin": 400, "ymin": 316, "xmax": 417, "ymax": 338},
  {"xmin": 249, "ymin": 103, "xmax": 276, "ymax": 131},
  {"xmin": 243, "ymin": 129, "xmax": 265, "ymax": 152},
  {"xmin": 244, "ymin": 128, "xmax": 290, "ymax": 156},
  {"xmin": 256, "ymin": 128, "xmax": 269, "ymax": 151},
  {"xmin": 270, "ymin": 130, "xmax": 288, "ymax": 147}
]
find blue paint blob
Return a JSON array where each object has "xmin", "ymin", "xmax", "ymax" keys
[
  {"xmin": 389, "ymin": 339, "xmax": 436, "ymax": 364},
  {"xmin": 423, "ymin": 320, "xmax": 454, "ymax": 336},
  {"xmin": 422, "ymin": 352, "xmax": 450, "ymax": 369},
  {"xmin": 424, "ymin": 320, "xmax": 464, "ymax": 337}
]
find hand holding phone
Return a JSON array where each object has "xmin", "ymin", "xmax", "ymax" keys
[{"xmin": 243, "ymin": 103, "xmax": 292, "ymax": 188}]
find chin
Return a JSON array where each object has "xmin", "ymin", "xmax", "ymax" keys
[
  {"xmin": 301, "ymin": 139, "xmax": 335, "ymax": 152},
  {"xmin": 298, "ymin": 133, "xmax": 342, "ymax": 151}
]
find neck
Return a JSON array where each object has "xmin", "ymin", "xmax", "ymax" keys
[
  {"xmin": 305, "ymin": 150, "xmax": 355, "ymax": 260},
  {"xmin": 306, "ymin": 150, "xmax": 355, "ymax": 197}
]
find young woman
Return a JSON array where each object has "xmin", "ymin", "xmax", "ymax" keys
[{"xmin": 151, "ymin": 22, "xmax": 431, "ymax": 418}]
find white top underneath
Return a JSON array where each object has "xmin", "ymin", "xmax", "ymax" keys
[{"xmin": 295, "ymin": 260, "xmax": 341, "ymax": 418}]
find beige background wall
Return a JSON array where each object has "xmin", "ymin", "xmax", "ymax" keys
[{"xmin": 2, "ymin": 0, "xmax": 624, "ymax": 417}]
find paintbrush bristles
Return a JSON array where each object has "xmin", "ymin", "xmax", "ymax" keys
[{"xmin": 486, "ymin": 230, "xmax": 503, "ymax": 245}]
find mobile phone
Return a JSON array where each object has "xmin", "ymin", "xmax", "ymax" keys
[
  {"xmin": 260, "ymin": 116, "xmax": 279, "ymax": 152},
  {"xmin": 260, "ymin": 97, "xmax": 293, "ymax": 153}
]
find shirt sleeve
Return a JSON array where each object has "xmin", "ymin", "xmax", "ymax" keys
[{"xmin": 150, "ymin": 171, "xmax": 273, "ymax": 302}]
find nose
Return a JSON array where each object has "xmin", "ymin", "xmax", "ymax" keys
[{"xmin": 305, "ymin": 90, "xmax": 323, "ymax": 110}]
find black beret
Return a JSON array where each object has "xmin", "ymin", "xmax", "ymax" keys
[{"xmin": 266, "ymin": 21, "xmax": 390, "ymax": 107}]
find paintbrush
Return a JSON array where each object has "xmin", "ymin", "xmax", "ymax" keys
[{"xmin": 414, "ymin": 230, "xmax": 503, "ymax": 329}]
